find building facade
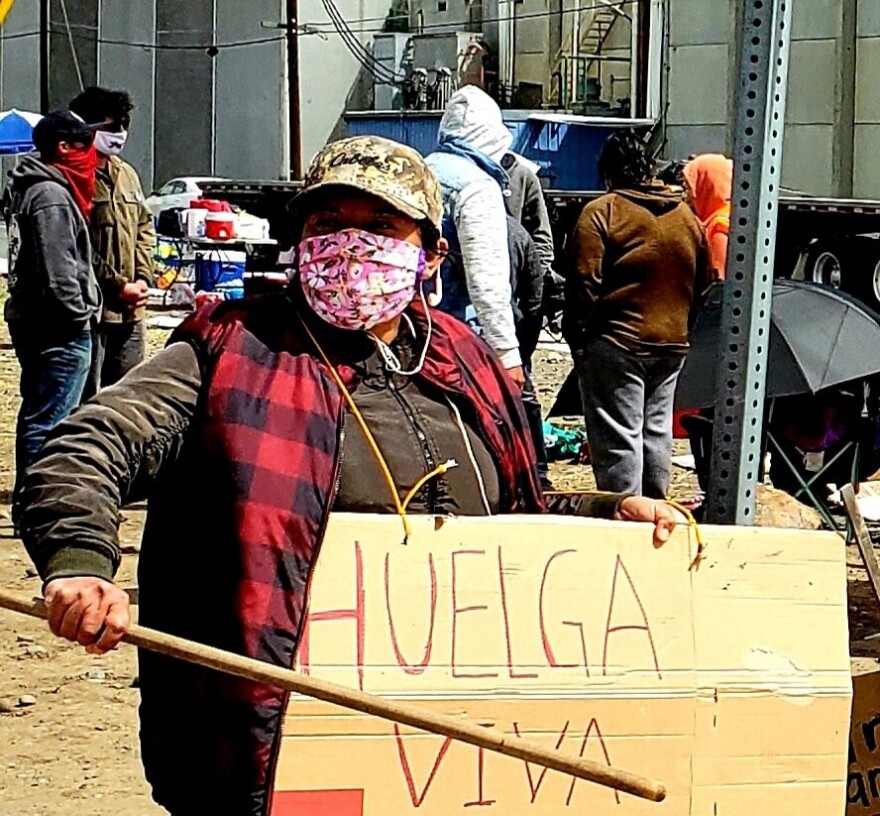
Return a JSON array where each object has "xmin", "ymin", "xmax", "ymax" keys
[
  {"xmin": 2, "ymin": 1, "xmax": 878, "ymax": 198},
  {"xmin": 665, "ymin": 0, "xmax": 880, "ymax": 198},
  {"xmin": 0, "ymin": 0, "xmax": 387, "ymax": 188}
]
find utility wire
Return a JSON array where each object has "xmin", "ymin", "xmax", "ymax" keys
[
  {"xmin": 58, "ymin": 0, "xmax": 85, "ymax": 92},
  {"xmin": 321, "ymin": 0, "xmax": 396, "ymax": 79},
  {"xmin": 0, "ymin": 28, "xmax": 283, "ymax": 50},
  {"xmin": 305, "ymin": 0, "xmax": 636, "ymax": 33},
  {"xmin": 1, "ymin": 0, "xmax": 633, "ymax": 50},
  {"xmin": 321, "ymin": 0, "xmax": 402, "ymax": 84}
]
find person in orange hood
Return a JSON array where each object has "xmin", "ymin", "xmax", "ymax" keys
[{"xmin": 683, "ymin": 154, "xmax": 733, "ymax": 281}]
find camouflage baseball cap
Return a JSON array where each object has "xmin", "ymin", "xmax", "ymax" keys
[{"xmin": 294, "ymin": 135, "xmax": 443, "ymax": 234}]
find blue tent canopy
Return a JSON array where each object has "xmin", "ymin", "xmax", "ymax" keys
[{"xmin": 0, "ymin": 109, "xmax": 42, "ymax": 155}]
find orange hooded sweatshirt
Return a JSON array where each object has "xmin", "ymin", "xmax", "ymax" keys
[{"xmin": 683, "ymin": 154, "xmax": 733, "ymax": 280}]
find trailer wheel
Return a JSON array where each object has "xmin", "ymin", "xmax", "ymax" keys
[
  {"xmin": 870, "ymin": 259, "xmax": 880, "ymax": 310},
  {"xmin": 805, "ymin": 248, "xmax": 843, "ymax": 289}
]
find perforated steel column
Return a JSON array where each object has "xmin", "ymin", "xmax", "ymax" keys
[{"xmin": 705, "ymin": 0, "xmax": 793, "ymax": 525}]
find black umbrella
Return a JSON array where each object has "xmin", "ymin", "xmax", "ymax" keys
[{"xmin": 675, "ymin": 280, "xmax": 880, "ymax": 410}]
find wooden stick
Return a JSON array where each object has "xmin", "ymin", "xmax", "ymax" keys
[
  {"xmin": 843, "ymin": 484, "xmax": 880, "ymax": 606},
  {"xmin": 0, "ymin": 589, "xmax": 665, "ymax": 802}
]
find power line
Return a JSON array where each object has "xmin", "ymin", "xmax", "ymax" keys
[
  {"xmin": 321, "ymin": 0, "xmax": 395, "ymax": 79},
  {"xmin": 58, "ymin": 0, "xmax": 84, "ymax": 92},
  {"xmin": 0, "ymin": 28, "xmax": 284, "ymax": 50},
  {"xmin": 0, "ymin": 0, "xmax": 635, "ymax": 50},
  {"xmin": 321, "ymin": 0, "xmax": 402, "ymax": 84},
  {"xmin": 304, "ymin": 0, "xmax": 637, "ymax": 34}
]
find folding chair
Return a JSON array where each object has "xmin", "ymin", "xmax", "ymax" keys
[
  {"xmin": 766, "ymin": 384, "xmax": 877, "ymax": 533},
  {"xmin": 765, "ymin": 430, "xmax": 861, "ymax": 532}
]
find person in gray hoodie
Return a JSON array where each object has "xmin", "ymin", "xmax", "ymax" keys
[
  {"xmin": 4, "ymin": 110, "xmax": 102, "ymax": 528},
  {"xmin": 426, "ymin": 86, "xmax": 524, "ymax": 386}
]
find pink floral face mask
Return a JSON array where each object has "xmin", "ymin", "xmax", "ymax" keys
[{"xmin": 298, "ymin": 228, "xmax": 427, "ymax": 331}]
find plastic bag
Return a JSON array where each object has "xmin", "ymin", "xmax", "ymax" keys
[{"xmin": 543, "ymin": 422, "xmax": 586, "ymax": 461}]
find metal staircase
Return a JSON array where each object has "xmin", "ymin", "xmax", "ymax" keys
[
  {"xmin": 580, "ymin": 0, "xmax": 628, "ymax": 66},
  {"xmin": 548, "ymin": 0, "xmax": 630, "ymax": 108}
]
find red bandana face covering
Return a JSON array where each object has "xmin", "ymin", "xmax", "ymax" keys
[{"xmin": 53, "ymin": 143, "xmax": 99, "ymax": 219}]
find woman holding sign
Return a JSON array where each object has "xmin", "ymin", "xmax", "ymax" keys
[{"xmin": 16, "ymin": 136, "xmax": 679, "ymax": 816}]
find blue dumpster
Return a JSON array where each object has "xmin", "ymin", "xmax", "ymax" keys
[
  {"xmin": 509, "ymin": 114, "xmax": 653, "ymax": 190},
  {"xmin": 344, "ymin": 110, "xmax": 653, "ymax": 191}
]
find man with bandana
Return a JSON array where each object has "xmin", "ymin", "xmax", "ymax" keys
[
  {"xmin": 70, "ymin": 87, "xmax": 156, "ymax": 396},
  {"xmin": 4, "ymin": 110, "xmax": 103, "ymax": 533}
]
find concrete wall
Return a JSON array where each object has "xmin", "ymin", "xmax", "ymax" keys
[
  {"xmin": 855, "ymin": 2, "xmax": 880, "ymax": 197},
  {"xmin": 298, "ymin": 0, "xmax": 397, "ymax": 165},
  {"xmin": 663, "ymin": 0, "xmax": 735, "ymax": 161},
  {"xmin": 783, "ymin": 0, "xmax": 844, "ymax": 196},
  {"xmin": 663, "ymin": 0, "xmax": 879, "ymax": 199},
  {"xmin": 0, "ymin": 1, "xmax": 40, "ymax": 111},
  {"xmin": 99, "ymin": 0, "xmax": 157, "ymax": 187},
  {"xmin": 512, "ymin": 0, "xmax": 552, "ymax": 92},
  {"xmin": 0, "ymin": 0, "xmax": 386, "ymax": 188},
  {"xmin": 408, "ymin": 0, "xmax": 473, "ymax": 36}
]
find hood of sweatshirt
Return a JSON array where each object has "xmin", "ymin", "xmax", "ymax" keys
[
  {"xmin": 682, "ymin": 153, "xmax": 733, "ymax": 223},
  {"xmin": 438, "ymin": 85, "xmax": 513, "ymax": 163},
  {"xmin": 10, "ymin": 154, "xmax": 70, "ymax": 195},
  {"xmin": 614, "ymin": 181, "xmax": 685, "ymax": 215}
]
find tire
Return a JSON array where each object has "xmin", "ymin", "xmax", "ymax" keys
[
  {"xmin": 864, "ymin": 254, "xmax": 880, "ymax": 313},
  {"xmin": 804, "ymin": 246, "xmax": 844, "ymax": 289}
]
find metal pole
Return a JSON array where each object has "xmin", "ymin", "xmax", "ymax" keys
[
  {"xmin": 705, "ymin": 0, "xmax": 793, "ymax": 525},
  {"xmin": 39, "ymin": 0, "xmax": 50, "ymax": 113},
  {"xmin": 286, "ymin": 0, "xmax": 302, "ymax": 179}
]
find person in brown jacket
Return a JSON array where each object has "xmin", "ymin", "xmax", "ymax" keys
[
  {"xmin": 70, "ymin": 87, "xmax": 155, "ymax": 397},
  {"xmin": 563, "ymin": 131, "xmax": 711, "ymax": 498}
]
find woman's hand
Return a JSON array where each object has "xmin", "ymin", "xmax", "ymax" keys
[
  {"xmin": 44, "ymin": 577, "xmax": 131, "ymax": 655},
  {"xmin": 616, "ymin": 497, "xmax": 687, "ymax": 547},
  {"xmin": 506, "ymin": 365, "xmax": 526, "ymax": 389}
]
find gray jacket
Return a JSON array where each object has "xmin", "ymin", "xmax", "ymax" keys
[
  {"xmin": 4, "ymin": 155, "xmax": 101, "ymax": 333},
  {"xmin": 502, "ymin": 155, "xmax": 555, "ymax": 276}
]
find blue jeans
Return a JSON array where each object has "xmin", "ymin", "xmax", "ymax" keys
[
  {"xmin": 10, "ymin": 324, "xmax": 92, "ymax": 520},
  {"xmin": 574, "ymin": 337, "xmax": 685, "ymax": 498}
]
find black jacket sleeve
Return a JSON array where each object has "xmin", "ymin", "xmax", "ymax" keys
[
  {"xmin": 513, "ymin": 227, "xmax": 545, "ymax": 362},
  {"xmin": 544, "ymin": 491, "xmax": 629, "ymax": 519},
  {"xmin": 21, "ymin": 341, "xmax": 203, "ymax": 584}
]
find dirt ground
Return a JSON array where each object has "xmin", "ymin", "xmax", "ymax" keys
[{"xmin": 1, "ymin": 310, "xmax": 879, "ymax": 814}]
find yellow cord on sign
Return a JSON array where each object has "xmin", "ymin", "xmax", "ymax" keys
[
  {"xmin": 663, "ymin": 500, "xmax": 707, "ymax": 565},
  {"xmin": 546, "ymin": 490, "xmax": 706, "ymax": 556},
  {"xmin": 302, "ymin": 320, "xmax": 455, "ymax": 543},
  {"xmin": 402, "ymin": 460, "xmax": 458, "ymax": 512}
]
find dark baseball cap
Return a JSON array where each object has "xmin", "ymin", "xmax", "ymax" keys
[{"xmin": 32, "ymin": 109, "xmax": 102, "ymax": 156}]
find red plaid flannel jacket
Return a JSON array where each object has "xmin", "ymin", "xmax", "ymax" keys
[{"xmin": 135, "ymin": 288, "xmax": 544, "ymax": 815}]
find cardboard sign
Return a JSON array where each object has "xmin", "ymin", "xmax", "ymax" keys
[
  {"xmin": 274, "ymin": 514, "xmax": 851, "ymax": 815},
  {"xmin": 848, "ymin": 671, "xmax": 880, "ymax": 813}
]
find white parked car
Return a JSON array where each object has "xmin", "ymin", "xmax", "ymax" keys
[{"xmin": 145, "ymin": 176, "xmax": 224, "ymax": 217}]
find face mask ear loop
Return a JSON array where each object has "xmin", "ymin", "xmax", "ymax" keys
[{"xmin": 368, "ymin": 284, "xmax": 433, "ymax": 378}]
